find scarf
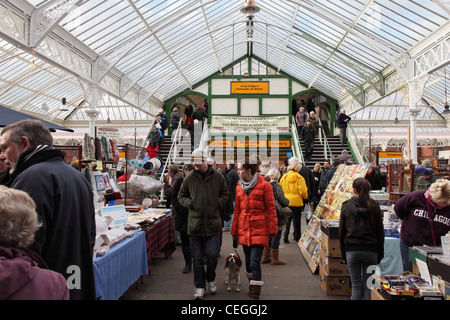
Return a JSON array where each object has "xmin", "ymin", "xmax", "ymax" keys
[
  {"xmin": 424, "ymin": 189, "xmax": 444, "ymax": 210},
  {"xmin": 240, "ymin": 173, "xmax": 258, "ymax": 194}
]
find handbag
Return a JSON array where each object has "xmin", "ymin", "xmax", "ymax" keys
[{"xmin": 303, "ymin": 202, "xmax": 313, "ymax": 220}]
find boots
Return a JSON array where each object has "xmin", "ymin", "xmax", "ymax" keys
[
  {"xmin": 270, "ymin": 249, "xmax": 286, "ymax": 265},
  {"xmin": 249, "ymin": 280, "xmax": 264, "ymax": 300},
  {"xmin": 261, "ymin": 246, "xmax": 271, "ymax": 264}
]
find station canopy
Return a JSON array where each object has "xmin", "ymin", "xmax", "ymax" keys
[{"xmin": 0, "ymin": 0, "xmax": 449, "ymax": 130}]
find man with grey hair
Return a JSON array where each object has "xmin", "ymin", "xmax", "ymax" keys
[
  {"xmin": 0, "ymin": 119, "xmax": 96, "ymax": 300},
  {"xmin": 178, "ymin": 148, "xmax": 230, "ymax": 300}
]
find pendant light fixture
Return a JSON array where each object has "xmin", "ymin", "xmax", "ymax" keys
[{"xmin": 443, "ymin": 66, "xmax": 450, "ymax": 114}]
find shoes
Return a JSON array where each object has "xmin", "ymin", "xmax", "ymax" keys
[
  {"xmin": 283, "ymin": 238, "xmax": 289, "ymax": 244},
  {"xmin": 193, "ymin": 288, "xmax": 205, "ymax": 300},
  {"xmin": 222, "ymin": 227, "xmax": 230, "ymax": 232},
  {"xmin": 208, "ymin": 281, "xmax": 217, "ymax": 295},
  {"xmin": 182, "ymin": 264, "xmax": 191, "ymax": 273},
  {"xmin": 249, "ymin": 280, "xmax": 264, "ymax": 300}
]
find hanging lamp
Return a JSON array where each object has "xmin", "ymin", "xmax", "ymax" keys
[{"xmin": 443, "ymin": 66, "xmax": 450, "ymax": 114}]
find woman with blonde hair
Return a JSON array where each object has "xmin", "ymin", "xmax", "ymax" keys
[
  {"xmin": 394, "ymin": 179, "xmax": 450, "ymax": 272},
  {"xmin": 0, "ymin": 185, "xmax": 69, "ymax": 300},
  {"xmin": 279, "ymin": 160, "xmax": 308, "ymax": 243}
]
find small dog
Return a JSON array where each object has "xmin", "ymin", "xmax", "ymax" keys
[{"xmin": 224, "ymin": 253, "xmax": 242, "ymax": 292}]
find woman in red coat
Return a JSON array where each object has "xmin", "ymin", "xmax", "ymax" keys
[{"xmin": 231, "ymin": 156, "xmax": 278, "ymax": 300}]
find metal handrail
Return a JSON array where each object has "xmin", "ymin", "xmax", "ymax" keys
[
  {"xmin": 347, "ymin": 122, "xmax": 369, "ymax": 164},
  {"xmin": 198, "ymin": 118, "xmax": 209, "ymax": 150},
  {"xmin": 159, "ymin": 119, "xmax": 183, "ymax": 183},
  {"xmin": 291, "ymin": 116, "xmax": 304, "ymax": 163},
  {"xmin": 317, "ymin": 118, "xmax": 333, "ymax": 161}
]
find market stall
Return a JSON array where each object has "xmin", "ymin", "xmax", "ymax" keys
[{"xmin": 93, "ymin": 230, "xmax": 148, "ymax": 300}]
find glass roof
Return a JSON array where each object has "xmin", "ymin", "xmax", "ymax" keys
[{"xmin": 0, "ymin": 0, "xmax": 449, "ymax": 126}]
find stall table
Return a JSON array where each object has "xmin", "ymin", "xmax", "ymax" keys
[
  {"xmin": 142, "ymin": 214, "xmax": 176, "ymax": 273},
  {"xmin": 93, "ymin": 230, "xmax": 148, "ymax": 300}
]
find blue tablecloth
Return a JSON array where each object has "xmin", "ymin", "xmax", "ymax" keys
[
  {"xmin": 93, "ymin": 231, "xmax": 148, "ymax": 300},
  {"xmin": 377, "ymin": 237, "xmax": 403, "ymax": 275}
]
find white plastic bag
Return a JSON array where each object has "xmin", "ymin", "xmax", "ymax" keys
[{"xmin": 303, "ymin": 202, "xmax": 312, "ymax": 220}]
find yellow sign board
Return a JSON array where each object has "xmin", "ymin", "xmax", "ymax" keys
[
  {"xmin": 210, "ymin": 140, "xmax": 233, "ymax": 148},
  {"xmin": 234, "ymin": 140, "xmax": 267, "ymax": 148},
  {"xmin": 231, "ymin": 81, "xmax": 269, "ymax": 94},
  {"xmin": 378, "ymin": 152, "xmax": 402, "ymax": 158},
  {"xmin": 269, "ymin": 140, "xmax": 291, "ymax": 148}
]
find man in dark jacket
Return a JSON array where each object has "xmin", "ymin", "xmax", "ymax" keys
[
  {"xmin": 301, "ymin": 119, "xmax": 315, "ymax": 160},
  {"xmin": 0, "ymin": 119, "xmax": 96, "ymax": 300},
  {"xmin": 324, "ymin": 160, "xmax": 341, "ymax": 189},
  {"xmin": 337, "ymin": 109, "xmax": 351, "ymax": 144},
  {"xmin": 178, "ymin": 148, "xmax": 230, "ymax": 300}
]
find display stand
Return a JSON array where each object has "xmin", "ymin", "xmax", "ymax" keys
[
  {"xmin": 299, "ymin": 163, "xmax": 369, "ymax": 295},
  {"xmin": 387, "ymin": 163, "xmax": 449, "ymax": 203}
]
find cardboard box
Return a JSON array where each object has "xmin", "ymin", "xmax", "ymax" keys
[
  {"xmin": 319, "ymin": 264, "xmax": 351, "ymax": 296},
  {"xmin": 320, "ymin": 220, "xmax": 339, "ymax": 239},
  {"xmin": 319, "ymin": 251, "xmax": 349, "ymax": 276},
  {"xmin": 321, "ymin": 233, "xmax": 342, "ymax": 257}
]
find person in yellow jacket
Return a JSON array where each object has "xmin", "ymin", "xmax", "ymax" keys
[{"xmin": 279, "ymin": 160, "xmax": 308, "ymax": 243}]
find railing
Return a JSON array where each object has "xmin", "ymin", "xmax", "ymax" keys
[
  {"xmin": 291, "ymin": 116, "xmax": 304, "ymax": 163},
  {"xmin": 347, "ymin": 122, "xmax": 369, "ymax": 164},
  {"xmin": 158, "ymin": 118, "xmax": 183, "ymax": 202},
  {"xmin": 317, "ymin": 118, "xmax": 333, "ymax": 161},
  {"xmin": 198, "ymin": 118, "xmax": 209, "ymax": 151}
]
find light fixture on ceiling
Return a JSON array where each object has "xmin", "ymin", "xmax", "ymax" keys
[
  {"xmin": 106, "ymin": 108, "xmax": 111, "ymax": 124},
  {"xmin": 240, "ymin": 0, "xmax": 260, "ymax": 17},
  {"xmin": 41, "ymin": 102, "xmax": 49, "ymax": 112},
  {"xmin": 29, "ymin": 60, "xmax": 36, "ymax": 68},
  {"xmin": 394, "ymin": 106, "xmax": 399, "ymax": 124},
  {"xmin": 60, "ymin": 97, "xmax": 68, "ymax": 111},
  {"xmin": 443, "ymin": 66, "xmax": 450, "ymax": 114}
]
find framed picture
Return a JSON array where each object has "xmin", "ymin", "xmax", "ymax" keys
[{"xmin": 94, "ymin": 174, "xmax": 106, "ymax": 192}]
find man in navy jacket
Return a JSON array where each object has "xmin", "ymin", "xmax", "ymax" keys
[{"xmin": 0, "ymin": 119, "xmax": 96, "ymax": 300}]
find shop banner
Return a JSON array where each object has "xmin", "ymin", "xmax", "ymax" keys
[{"xmin": 211, "ymin": 115, "xmax": 289, "ymax": 130}]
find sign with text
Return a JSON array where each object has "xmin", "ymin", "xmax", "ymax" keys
[
  {"xmin": 97, "ymin": 127, "xmax": 126, "ymax": 140},
  {"xmin": 211, "ymin": 115, "xmax": 289, "ymax": 130},
  {"xmin": 231, "ymin": 81, "xmax": 269, "ymax": 94}
]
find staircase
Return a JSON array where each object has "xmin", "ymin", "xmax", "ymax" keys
[{"xmin": 299, "ymin": 124, "xmax": 354, "ymax": 169}]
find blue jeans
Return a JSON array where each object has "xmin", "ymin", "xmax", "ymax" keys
[
  {"xmin": 346, "ymin": 250, "xmax": 378, "ymax": 300},
  {"xmin": 242, "ymin": 245, "xmax": 264, "ymax": 281},
  {"xmin": 223, "ymin": 214, "xmax": 233, "ymax": 230},
  {"xmin": 270, "ymin": 230, "xmax": 282, "ymax": 249},
  {"xmin": 400, "ymin": 239, "xmax": 412, "ymax": 272},
  {"xmin": 190, "ymin": 234, "xmax": 221, "ymax": 289}
]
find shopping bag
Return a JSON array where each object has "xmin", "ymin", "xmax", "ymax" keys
[{"xmin": 303, "ymin": 202, "xmax": 312, "ymax": 220}]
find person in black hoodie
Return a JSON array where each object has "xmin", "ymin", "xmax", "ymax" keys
[{"xmin": 339, "ymin": 177, "xmax": 384, "ymax": 300}]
